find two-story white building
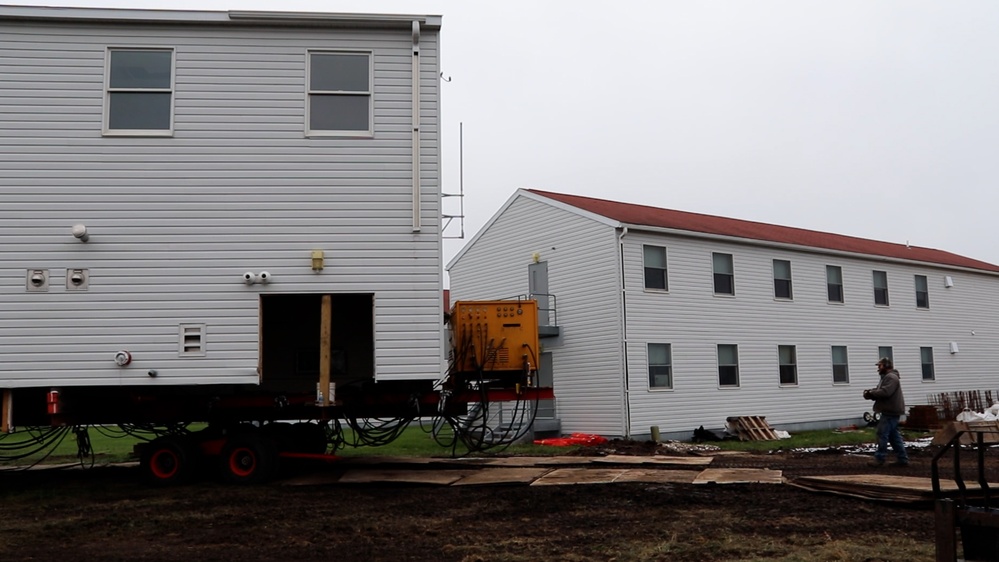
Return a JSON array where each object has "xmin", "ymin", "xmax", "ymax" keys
[
  {"xmin": 0, "ymin": 6, "xmax": 445, "ymax": 415},
  {"xmin": 447, "ymin": 189, "xmax": 999, "ymax": 439}
]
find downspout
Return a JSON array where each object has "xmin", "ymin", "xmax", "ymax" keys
[
  {"xmin": 618, "ymin": 226, "xmax": 630, "ymax": 437},
  {"xmin": 411, "ymin": 20, "xmax": 421, "ymax": 232}
]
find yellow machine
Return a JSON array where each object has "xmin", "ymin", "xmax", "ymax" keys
[{"xmin": 449, "ymin": 300, "xmax": 539, "ymax": 376}]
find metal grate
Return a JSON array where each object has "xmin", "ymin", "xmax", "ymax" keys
[{"xmin": 179, "ymin": 324, "xmax": 206, "ymax": 356}]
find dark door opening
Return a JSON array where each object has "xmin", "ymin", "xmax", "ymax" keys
[{"xmin": 259, "ymin": 293, "xmax": 374, "ymax": 393}]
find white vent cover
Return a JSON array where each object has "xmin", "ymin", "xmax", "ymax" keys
[{"xmin": 179, "ymin": 324, "xmax": 206, "ymax": 356}]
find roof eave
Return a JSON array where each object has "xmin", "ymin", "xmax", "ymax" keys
[{"xmin": 620, "ymin": 222, "xmax": 999, "ymax": 277}]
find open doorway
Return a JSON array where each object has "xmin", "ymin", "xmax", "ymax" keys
[{"xmin": 259, "ymin": 293, "xmax": 374, "ymax": 393}]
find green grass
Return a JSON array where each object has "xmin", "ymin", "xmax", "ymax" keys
[{"xmin": 3, "ymin": 422, "xmax": 914, "ymax": 467}]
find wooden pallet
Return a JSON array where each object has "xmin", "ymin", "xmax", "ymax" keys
[{"xmin": 726, "ymin": 416, "xmax": 779, "ymax": 441}]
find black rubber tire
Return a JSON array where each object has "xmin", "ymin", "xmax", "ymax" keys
[
  {"xmin": 140, "ymin": 436, "xmax": 200, "ymax": 486},
  {"xmin": 220, "ymin": 433, "xmax": 278, "ymax": 485}
]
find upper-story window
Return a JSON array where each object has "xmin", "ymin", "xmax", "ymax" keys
[
  {"xmin": 712, "ymin": 253, "xmax": 734, "ymax": 295},
  {"xmin": 873, "ymin": 270, "xmax": 889, "ymax": 306},
  {"xmin": 643, "ymin": 245, "xmax": 668, "ymax": 291},
  {"xmin": 104, "ymin": 48, "xmax": 174, "ymax": 135},
  {"xmin": 717, "ymin": 344, "xmax": 739, "ymax": 387},
  {"xmin": 778, "ymin": 345, "xmax": 797, "ymax": 385},
  {"xmin": 826, "ymin": 265, "xmax": 844, "ymax": 303},
  {"xmin": 831, "ymin": 345, "xmax": 849, "ymax": 384},
  {"xmin": 647, "ymin": 343, "xmax": 672, "ymax": 389},
  {"xmin": 921, "ymin": 347, "xmax": 935, "ymax": 381},
  {"xmin": 773, "ymin": 259, "xmax": 792, "ymax": 299},
  {"xmin": 307, "ymin": 51, "xmax": 372, "ymax": 136},
  {"xmin": 915, "ymin": 275, "xmax": 929, "ymax": 309},
  {"xmin": 878, "ymin": 346, "xmax": 893, "ymax": 364}
]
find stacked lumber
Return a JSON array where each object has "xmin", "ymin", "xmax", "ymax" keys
[{"xmin": 726, "ymin": 416, "xmax": 779, "ymax": 441}]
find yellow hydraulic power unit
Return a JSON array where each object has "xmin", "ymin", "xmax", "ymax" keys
[{"xmin": 450, "ymin": 300, "xmax": 539, "ymax": 374}]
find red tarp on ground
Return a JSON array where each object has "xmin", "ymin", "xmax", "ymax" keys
[{"xmin": 533, "ymin": 433, "xmax": 609, "ymax": 447}]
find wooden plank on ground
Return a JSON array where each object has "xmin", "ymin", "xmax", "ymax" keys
[
  {"xmin": 337, "ymin": 469, "xmax": 472, "ymax": 485},
  {"xmin": 614, "ymin": 469, "xmax": 700, "ymax": 484},
  {"xmin": 451, "ymin": 467, "xmax": 552, "ymax": 486},
  {"xmin": 788, "ymin": 475, "xmax": 999, "ymax": 504},
  {"xmin": 590, "ymin": 455, "xmax": 713, "ymax": 467},
  {"xmin": 476, "ymin": 456, "xmax": 591, "ymax": 467},
  {"xmin": 531, "ymin": 468, "xmax": 630, "ymax": 486},
  {"xmin": 693, "ymin": 468, "xmax": 783, "ymax": 485}
]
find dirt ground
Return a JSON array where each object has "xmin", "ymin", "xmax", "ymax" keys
[{"xmin": 1, "ymin": 438, "xmax": 995, "ymax": 562}]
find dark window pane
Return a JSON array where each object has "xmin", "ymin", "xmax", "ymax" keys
[
  {"xmin": 108, "ymin": 92, "xmax": 171, "ymax": 129},
  {"xmin": 833, "ymin": 364, "xmax": 849, "ymax": 383},
  {"xmin": 644, "ymin": 268, "xmax": 666, "ymax": 290},
  {"xmin": 310, "ymin": 53, "xmax": 369, "ymax": 91},
  {"xmin": 714, "ymin": 273, "xmax": 734, "ymax": 295},
  {"xmin": 875, "ymin": 288, "xmax": 889, "ymax": 306},
  {"xmin": 916, "ymin": 291, "xmax": 929, "ymax": 308},
  {"xmin": 775, "ymin": 279, "xmax": 792, "ymax": 299},
  {"xmin": 718, "ymin": 365, "xmax": 739, "ymax": 386},
  {"xmin": 110, "ymin": 50, "xmax": 172, "ymax": 89},
  {"xmin": 828, "ymin": 284, "xmax": 843, "ymax": 302},
  {"xmin": 310, "ymin": 95, "xmax": 369, "ymax": 131},
  {"xmin": 921, "ymin": 364, "xmax": 935, "ymax": 380},
  {"xmin": 649, "ymin": 366, "xmax": 672, "ymax": 388},
  {"xmin": 779, "ymin": 365, "xmax": 797, "ymax": 385}
]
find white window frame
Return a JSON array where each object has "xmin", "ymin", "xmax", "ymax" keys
[
  {"xmin": 915, "ymin": 274, "xmax": 930, "ymax": 309},
  {"xmin": 712, "ymin": 253, "xmax": 735, "ymax": 296},
  {"xmin": 306, "ymin": 50, "xmax": 373, "ymax": 137},
  {"xmin": 873, "ymin": 270, "xmax": 890, "ymax": 306},
  {"xmin": 647, "ymin": 343, "xmax": 673, "ymax": 390},
  {"xmin": 778, "ymin": 345, "xmax": 797, "ymax": 386},
  {"xmin": 773, "ymin": 259, "xmax": 793, "ymax": 300},
  {"xmin": 832, "ymin": 345, "xmax": 850, "ymax": 384},
  {"xmin": 643, "ymin": 245, "xmax": 668, "ymax": 291},
  {"xmin": 921, "ymin": 346, "xmax": 935, "ymax": 381},
  {"xmin": 717, "ymin": 344, "xmax": 740, "ymax": 388},
  {"xmin": 826, "ymin": 265, "xmax": 844, "ymax": 303},
  {"xmin": 103, "ymin": 47, "xmax": 175, "ymax": 136}
]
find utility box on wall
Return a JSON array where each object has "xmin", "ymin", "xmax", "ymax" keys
[{"xmin": 450, "ymin": 300, "xmax": 539, "ymax": 374}]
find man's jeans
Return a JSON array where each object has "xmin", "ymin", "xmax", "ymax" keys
[{"xmin": 875, "ymin": 414, "xmax": 908, "ymax": 463}]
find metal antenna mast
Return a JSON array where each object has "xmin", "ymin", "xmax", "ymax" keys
[{"xmin": 442, "ymin": 122, "xmax": 465, "ymax": 239}]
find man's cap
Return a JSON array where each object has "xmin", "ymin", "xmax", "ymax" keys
[{"xmin": 877, "ymin": 357, "xmax": 893, "ymax": 369}]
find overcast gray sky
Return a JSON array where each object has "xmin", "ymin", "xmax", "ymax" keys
[{"xmin": 15, "ymin": 1, "xmax": 999, "ymax": 269}]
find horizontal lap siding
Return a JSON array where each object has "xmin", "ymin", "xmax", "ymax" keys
[
  {"xmin": 625, "ymin": 232, "xmax": 999, "ymax": 434},
  {"xmin": 448, "ymin": 196, "xmax": 625, "ymax": 435},
  {"xmin": 0, "ymin": 20, "xmax": 444, "ymax": 387}
]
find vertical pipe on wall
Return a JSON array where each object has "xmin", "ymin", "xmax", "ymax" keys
[{"xmin": 411, "ymin": 20, "xmax": 422, "ymax": 232}]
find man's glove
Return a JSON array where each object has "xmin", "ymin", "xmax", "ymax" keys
[{"xmin": 863, "ymin": 390, "xmax": 872, "ymax": 400}]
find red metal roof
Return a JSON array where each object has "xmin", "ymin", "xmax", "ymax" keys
[{"xmin": 527, "ymin": 189, "xmax": 999, "ymax": 273}]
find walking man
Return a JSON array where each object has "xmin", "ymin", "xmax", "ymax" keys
[{"xmin": 863, "ymin": 357, "xmax": 909, "ymax": 467}]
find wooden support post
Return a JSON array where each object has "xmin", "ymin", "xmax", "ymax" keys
[
  {"xmin": 1, "ymin": 389, "xmax": 11, "ymax": 433},
  {"xmin": 935, "ymin": 499, "xmax": 957, "ymax": 562},
  {"xmin": 318, "ymin": 295, "xmax": 332, "ymax": 406}
]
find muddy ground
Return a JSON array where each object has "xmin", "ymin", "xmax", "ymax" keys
[{"xmin": 1, "ymin": 439, "xmax": 995, "ymax": 561}]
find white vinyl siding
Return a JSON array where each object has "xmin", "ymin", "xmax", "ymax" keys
[
  {"xmin": 0, "ymin": 17, "xmax": 443, "ymax": 387},
  {"xmin": 451, "ymin": 190, "xmax": 999, "ymax": 438},
  {"xmin": 447, "ymin": 195, "xmax": 625, "ymax": 435}
]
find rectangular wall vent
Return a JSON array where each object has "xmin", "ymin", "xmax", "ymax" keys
[{"xmin": 179, "ymin": 324, "xmax": 206, "ymax": 357}]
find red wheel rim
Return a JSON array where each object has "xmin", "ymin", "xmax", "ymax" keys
[
  {"xmin": 150, "ymin": 449, "xmax": 180, "ymax": 480},
  {"xmin": 228, "ymin": 447, "xmax": 257, "ymax": 478}
]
